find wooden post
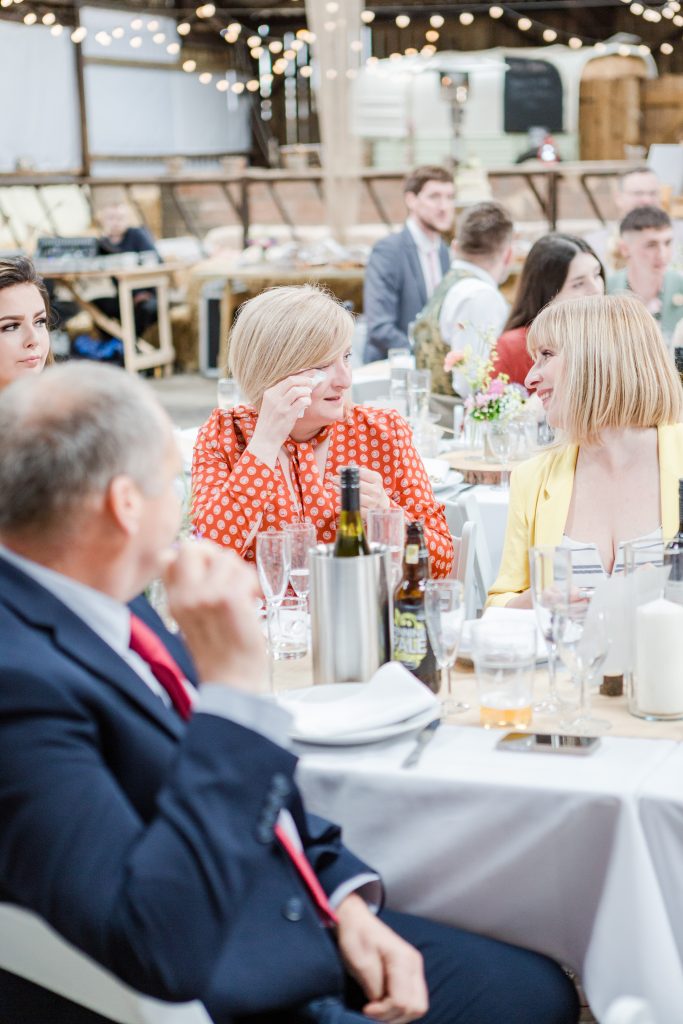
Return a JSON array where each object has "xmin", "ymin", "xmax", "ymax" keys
[{"xmin": 73, "ymin": 5, "xmax": 91, "ymax": 177}]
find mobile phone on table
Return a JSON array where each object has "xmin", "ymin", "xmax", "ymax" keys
[{"xmin": 496, "ymin": 732, "xmax": 601, "ymax": 755}]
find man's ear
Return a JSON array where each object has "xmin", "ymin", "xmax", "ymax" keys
[
  {"xmin": 404, "ymin": 190, "xmax": 417, "ymax": 214},
  {"xmin": 618, "ymin": 234, "xmax": 630, "ymax": 260},
  {"xmin": 106, "ymin": 475, "xmax": 144, "ymax": 536}
]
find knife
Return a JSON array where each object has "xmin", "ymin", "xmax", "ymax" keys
[{"xmin": 401, "ymin": 717, "xmax": 441, "ymax": 769}]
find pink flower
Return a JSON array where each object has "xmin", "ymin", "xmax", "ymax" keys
[
  {"xmin": 443, "ymin": 349, "xmax": 467, "ymax": 372},
  {"xmin": 475, "ymin": 393, "xmax": 488, "ymax": 408},
  {"xmin": 487, "ymin": 379, "xmax": 505, "ymax": 396}
]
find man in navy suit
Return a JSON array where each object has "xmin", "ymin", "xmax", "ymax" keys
[
  {"xmin": 0, "ymin": 364, "xmax": 578, "ymax": 1024},
  {"xmin": 363, "ymin": 167, "xmax": 454, "ymax": 363}
]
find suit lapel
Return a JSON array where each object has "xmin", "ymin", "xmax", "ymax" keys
[
  {"xmin": 534, "ymin": 446, "xmax": 579, "ymax": 547},
  {"xmin": 0, "ymin": 558, "xmax": 185, "ymax": 741},
  {"xmin": 402, "ymin": 227, "xmax": 427, "ymax": 307}
]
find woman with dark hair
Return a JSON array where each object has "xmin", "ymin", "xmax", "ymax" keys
[
  {"xmin": 494, "ymin": 234, "xmax": 605, "ymax": 385},
  {"xmin": 0, "ymin": 255, "xmax": 52, "ymax": 389}
]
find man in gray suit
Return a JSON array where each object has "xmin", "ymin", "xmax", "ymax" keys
[{"xmin": 363, "ymin": 166, "xmax": 455, "ymax": 363}]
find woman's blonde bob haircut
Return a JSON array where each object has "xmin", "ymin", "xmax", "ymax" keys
[
  {"xmin": 527, "ymin": 293, "xmax": 683, "ymax": 444},
  {"xmin": 228, "ymin": 284, "xmax": 354, "ymax": 406}
]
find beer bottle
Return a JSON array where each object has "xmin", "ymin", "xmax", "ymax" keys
[
  {"xmin": 393, "ymin": 520, "xmax": 439, "ymax": 693},
  {"xmin": 334, "ymin": 466, "xmax": 370, "ymax": 557}
]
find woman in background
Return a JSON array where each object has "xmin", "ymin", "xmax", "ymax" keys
[
  {"xmin": 192, "ymin": 285, "xmax": 453, "ymax": 576},
  {"xmin": 488, "ymin": 293, "xmax": 683, "ymax": 606},
  {"xmin": 494, "ymin": 234, "xmax": 604, "ymax": 385},
  {"xmin": 0, "ymin": 255, "xmax": 52, "ymax": 390}
]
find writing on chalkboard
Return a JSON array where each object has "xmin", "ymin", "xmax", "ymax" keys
[{"xmin": 503, "ymin": 57, "xmax": 563, "ymax": 134}]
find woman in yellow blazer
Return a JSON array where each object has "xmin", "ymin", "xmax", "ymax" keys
[{"xmin": 488, "ymin": 293, "xmax": 683, "ymax": 607}]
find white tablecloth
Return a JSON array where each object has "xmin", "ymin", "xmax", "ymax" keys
[
  {"xmin": 465, "ymin": 484, "xmax": 509, "ymax": 576},
  {"xmin": 296, "ymin": 728, "xmax": 683, "ymax": 1022}
]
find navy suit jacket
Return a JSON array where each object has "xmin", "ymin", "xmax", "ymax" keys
[
  {"xmin": 0, "ymin": 557, "xmax": 373, "ymax": 1022},
  {"xmin": 363, "ymin": 226, "xmax": 450, "ymax": 364}
]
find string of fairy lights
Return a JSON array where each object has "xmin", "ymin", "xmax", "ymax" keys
[{"xmin": 3, "ymin": 2, "xmax": 683, "ymax": 100}]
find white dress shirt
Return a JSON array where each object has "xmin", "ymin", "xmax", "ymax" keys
[{"xmin": 438, "ymin": 259, "xmax": 509, "ymax": 361}]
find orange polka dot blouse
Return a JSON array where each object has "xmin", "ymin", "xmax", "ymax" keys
[{"xmin": 191, "ymin": 404, "xmax": 454, "ymax": 578}]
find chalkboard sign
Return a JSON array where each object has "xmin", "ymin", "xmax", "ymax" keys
[
  {"xmin": 36, "ymin": 236, "xmax": 99, "ymax": 260},
  {"xmin": 503, "ymin": 57, "xmax": 563, "ymax": 134}
]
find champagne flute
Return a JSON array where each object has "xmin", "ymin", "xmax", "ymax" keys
[
  {"xmin": 366, "ymin": 508, "xmax": 405, "ymax": 589},
  {"xmin": 424, "ymin": 579, "xmax": 467, "ymax": 715},
  {"xmin": 256, "ymin": 532, "xmax": 291, "ymax": 687},
  {"xmin": 556, "ymin": 601, "xmax": 611, "ymax": 734},
  {"xmin": 283, "ymin": 521, "xmax": 317, "ymax": 607},
  {"xmin": 529, "ymin": 546, "xmax": 573, "ymax": 715},
  {"xmin": 256, "ymin": 531, "xmax": 291, "ymax": 606}
]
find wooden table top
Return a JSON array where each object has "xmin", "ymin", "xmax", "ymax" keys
[{"xmin": 38, "ymin": 261, "xmax": 188, "ymax": 281}]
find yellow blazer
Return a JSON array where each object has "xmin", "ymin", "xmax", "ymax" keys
[{"xmin": 487, "ymin": 423, "xmax": 683, "ymax": 607}]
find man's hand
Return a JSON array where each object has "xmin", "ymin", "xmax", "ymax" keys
[
  {"xmin": 335, "ymin": 894, "xmax": 428, "ymax": 1024},
  {"xmin": 163, "ymin": 540, "xmax": 268, "ymax": 692}
]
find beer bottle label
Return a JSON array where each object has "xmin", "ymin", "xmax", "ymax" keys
[
  {"xmin": 393, "ymin": 607, "xmax": 428, "ymax": 669},
  {"xmin": 405, "ymin": 544, "xmax": 419, "ymax": 565}
]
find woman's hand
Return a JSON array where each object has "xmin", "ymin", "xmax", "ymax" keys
[
  {"xmin": 334, "ymin": 467, "xmax": 391, "ymax": 515},
  {"xmin": 247, "ymin": 373, "xmax": 315, "ymax": 468}
]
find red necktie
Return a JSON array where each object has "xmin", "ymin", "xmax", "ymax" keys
[
  {"xmin": 129, "ymin": 613, "xmax": 193, "ymax": 720},
  {"xmin": 128, "ymin": 612, "xmax": 338, "ymax": 928}
]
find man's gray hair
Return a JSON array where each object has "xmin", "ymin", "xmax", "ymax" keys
[{"xmin": 0, "ymin": 363, "xmax": 169, "ymax": 536}]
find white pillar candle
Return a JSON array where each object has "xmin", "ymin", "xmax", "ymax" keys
[{"xmin": 635, "ymin": 598, "xmax": 683, "ymax": 716}]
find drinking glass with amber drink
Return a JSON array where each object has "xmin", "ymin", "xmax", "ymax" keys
[{"xmin": 472, "ymin": 620, "xmax": 536, "ymax": 728}]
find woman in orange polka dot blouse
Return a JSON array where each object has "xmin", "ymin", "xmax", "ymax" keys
[{"xmin": 191, "ymin": 285, "xmax": 454, "ymax": 577}]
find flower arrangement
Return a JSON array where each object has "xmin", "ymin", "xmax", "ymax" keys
[{"xmin": 443, "ymin": 332, "xmax": 527, "ymax": 423}]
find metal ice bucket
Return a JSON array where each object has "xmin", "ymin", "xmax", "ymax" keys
[{"xmin": 309, "ymin": 543, "xmax": 393, "ymax": 683}]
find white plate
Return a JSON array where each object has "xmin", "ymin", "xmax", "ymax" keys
[
  {"xmin": 281, "ymin": 686, "xmax": 439, "ymax": 745},
  {"xmin": 432, "ymin": 469, "xmax": 464, "ymax": 493}
]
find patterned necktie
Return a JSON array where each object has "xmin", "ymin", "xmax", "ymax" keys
[{"xmin": 128, "ymin": 611, "xmax": 338, "ymax": 927}]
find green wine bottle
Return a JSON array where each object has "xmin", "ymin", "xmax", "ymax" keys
[{"xmin": 334, "ymin": 466, "xmax": 370, "ymax": 557}]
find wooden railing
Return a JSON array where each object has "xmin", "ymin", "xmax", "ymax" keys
[{"xmin": 0, "ymin": 160, "xmax": 636, "ymax": 251}]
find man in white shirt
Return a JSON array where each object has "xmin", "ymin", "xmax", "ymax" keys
[
  {"xmin": 414, "ymin": 202, "xmax": 513, "ymax": 397},
  {"xmin": 363, "ymin": 166, "xmax": 454, "ymax": 363}
]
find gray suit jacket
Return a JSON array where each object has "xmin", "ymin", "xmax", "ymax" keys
[{"xmin": 363, "ymin": 226, "xmax": 451, "ymax": 363}]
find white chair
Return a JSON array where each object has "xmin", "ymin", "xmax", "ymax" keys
[
  {"xmin": 0, "ymin": 903, "xmax": 212, "ymax": 1024},
  {"xmin": 444, "ymin": 493, "xmax": 495, "ymax": 617},
  {"xmin": 450, "ymin": 520, "xmax": 476, "ymax": 619},
  {"xmin": 602, "ymin": 997, "xmax": 657, "ymax": 1024}
]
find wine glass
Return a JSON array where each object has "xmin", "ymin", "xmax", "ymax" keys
[
  {"xmin": 556, "ymin": 601, "xmax": 611, "ymax": 734},
  {"xmin": 256, "ymin": 531, "xmax": 292, "ymax": 686},
  {"xmin": 256, "ymin": 531, "xmax": 291, "ymax": 606},
  {"xmin": 366, "ymin": 508, "xmax": 405, "ymax": 589},
  {"xmin": 424, "ymin": 579, "xmax": 467, "ymax": 715},
  {"xmin": 283, "ymin": 521, "xmax": 317, "ymax": 607},
  {"xmin": 529, "ymin": 546, "xmax": 573, "ymax": 715},
  {"xmin": 486, "ymin": 419, "xmax": 521, "ymax": 490}
]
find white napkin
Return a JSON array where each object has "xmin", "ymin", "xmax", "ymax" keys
[
  {"xmin": 173, "ymin": 426, "xmax": 199, "ymax": 475},
  {"xmin": 278, "ymin": 663, "xmax": 438, "ymax": 740},
  {"xmin": 421, "ymin": 457, "xmax": 450, "ymax": 484},
  {"xmin": 461, "ymin": 607, "xmax": 547, "ymax": 661}
]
